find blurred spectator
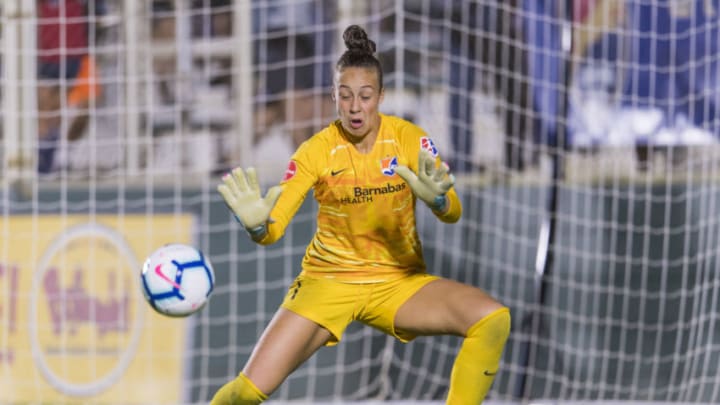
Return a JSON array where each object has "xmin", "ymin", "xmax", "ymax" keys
[
  {"xmin": 192, "ymin": 0, "xmax": 233, "ymax": 38},
  {"xmin": 445, "ymin": 1, "xmax": 478, "ymax": 173},
  {"xmin": 484, "ymin": 1, "xmax": 533, "ymax": 172},
  {"xmin": 406, "ymin": 0, "xmax": 530, "ymax": 172},
  {"xmin": 150, "ymin": 1, "xmax": 177, "ymax": 111},
  {"xmin": 36, "ymin": 0, "xmax": 104, "ymax": 174},
  {"xmin": 252, "ymin": 0, "xmax": 336, "ymax": 149},
  {"xmin": 569, "ymin": 1, "xmax": 718, "ymax": 170},
  {"xmin": 191, "ymin": 0, "xmax": 233, "ymax": 88},
  {"xmin": 146, "ymin": 1, "xmax": 336, "ymax": 177},
  {"xmin": 620, "ymin": 1, "xmax": 717, "ymax": 170},
  {"xmin": 444, "ymin": 1, "xmax": 532, "ymax": 173}
]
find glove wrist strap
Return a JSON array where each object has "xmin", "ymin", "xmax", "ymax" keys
[
  {"xmin": 429, "ymin": 194, "xmax": 448, "ymax": 213},
  {"xmin": 246, "ymin": 224, "xmax": 267, "ymax": 239}
]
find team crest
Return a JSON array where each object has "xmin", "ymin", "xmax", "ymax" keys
[
  {"xmin": 282, "ymin": 160, "xmax": 297, "ymax": 181},
  {"xmin": 420, "ymin": 137, "xmax": 438, "ymax": 157},
  {"xmin": 380, "ymin": 156, "xmax": 398, "ymax": 176}
]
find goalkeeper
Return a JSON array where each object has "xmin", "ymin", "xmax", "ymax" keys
[{"xmin": 212, "ymin": 24, "xmax": 510, "ymax": 405}]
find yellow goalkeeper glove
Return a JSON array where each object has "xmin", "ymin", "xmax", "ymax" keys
[
  {"xmin": 395, "ymin": 149, "xmax": 455, "ymax": 212},
  {"xmin": 218, "ymin": 167, "xmax": 282, "ymax": 238}
]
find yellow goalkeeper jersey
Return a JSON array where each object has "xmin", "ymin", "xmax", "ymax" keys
[{"xmin": 258, "ymin": 114, "xmax": 462, "ymax": 282}]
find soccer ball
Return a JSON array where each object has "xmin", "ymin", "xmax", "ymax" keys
[{"xmin": 140, "ymin": 243, "xmax": 215, "ymax": 317}]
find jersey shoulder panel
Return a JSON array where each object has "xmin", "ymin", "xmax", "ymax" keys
[
  {"xmin": 284, "ymin": 121, "xmax": 343, "ymax": 185},
  {"xmin": 380, "ymin": 114, "xmax": 443, "ymax": 167},
  {"xmin": 288, "ymin": 122, "xmax": 342, "ymax": 177},
  {"xmin": 295, "ymin": 121, "xmax": 344, "ymax": 155},
  {"xmin": 382, "ymin": 114, "xmax": 427, "ymax": 143}
]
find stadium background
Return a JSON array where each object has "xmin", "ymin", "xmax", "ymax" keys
[{"xmin": 2, "ymin": 0, "xmax": 720, "ymax": 404}]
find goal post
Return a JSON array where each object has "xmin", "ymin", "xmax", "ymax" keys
[
  {"xmin": 2, "ymin": 1, "xmax": 720, "ymax": 404},
  {"xmin": 2, "ymin": 0, "xmax": 38, "ymax": 194}
]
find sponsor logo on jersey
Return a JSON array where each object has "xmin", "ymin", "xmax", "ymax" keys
[
  {"xmin": 420, "ymin": 137, "xmax": 438, "ymax": 157},
  {"xmin": 340, "ymin": 182, "xmax": 407, "ymax": 205},
  {"xmin": 282, "ymin": 160, "xmax": 297, "ymax": 181},
  {"xmin": 380, "ymin": 156, "xmax": 398, "ymax": 176}
]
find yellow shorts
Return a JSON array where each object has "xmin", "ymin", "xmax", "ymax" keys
[{"xmin": 281, "ymin": 272, "xmax": 440, "ymax": 346}]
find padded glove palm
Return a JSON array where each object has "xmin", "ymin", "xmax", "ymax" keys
[
  {"xmin": 395, "ymin": 150, "xmax": 455, "ymax": 211},
  {"xmin": 218, "ymin": 167, "xmax": 282, "ymax": 233}
]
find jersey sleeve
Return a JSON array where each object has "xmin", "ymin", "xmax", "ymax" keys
[
  {"xmin": 256, "ymin": 140, "xmax": 319, "ymax": 245},
  {"xmin": 436, "ymin": 185, "xmax": 462, "ymax": 223}
]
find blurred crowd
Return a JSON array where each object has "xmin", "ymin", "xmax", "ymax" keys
[
  {"xmin": 29, "ymin": 0, "xmax": 534, "ymax": 178},
  {"xmin": 36, "ymin": 0, "xmax": 104, "ymax": 173},
  {"xmin": 22, "ymin": 0, "xmax": 719, "ymax": 177}
]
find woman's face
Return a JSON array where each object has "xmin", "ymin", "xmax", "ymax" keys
[{"xmin": 332, "ymin": 66, "xmax": 384, "ymax": 140}]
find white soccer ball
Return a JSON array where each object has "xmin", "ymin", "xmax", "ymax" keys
[{"xmin": 140, "ymin": 243, "xmax": 215, "ymax": 317}]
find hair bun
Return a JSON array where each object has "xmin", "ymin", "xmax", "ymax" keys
[{"xmin": 343, "ymin": 25, "xmax": 376, "ymax": 54}]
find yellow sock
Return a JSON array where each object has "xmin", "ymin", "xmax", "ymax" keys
[
  {"xmin": 210, "ymin": 372, "xmax": 268, "ymax": 405},
  {"xmin": 446, "ymin": 307, "xmax": 511, "ymax": 405}
]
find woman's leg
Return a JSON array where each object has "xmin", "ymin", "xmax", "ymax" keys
[
  {"xmin": 394, "ymin": 278, "xmax": 510, "ymax": 404},
  {"xmin": 211, "ymin": 307, "xmax": 332, "ymax": 404},
  {"xmin": 243, "ymin": 307, "xmax": 333, "ymax": 393}
]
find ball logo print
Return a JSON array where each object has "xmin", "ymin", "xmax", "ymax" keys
[
  {"xmin": 154, "ymin": 264, "xmax": 184, "ymax": 291},
  {"xmin": 140, "ymin": 244, "xmax": 215, "ymax": 317}
]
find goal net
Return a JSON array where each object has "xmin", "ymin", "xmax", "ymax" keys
[{"xmin": 2, "ymin": 0, "xmax": 720, "ymax": 404}]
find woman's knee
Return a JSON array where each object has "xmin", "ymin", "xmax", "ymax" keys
[
  {"xmin": 461, "ymin": 285, "xmax": 505, "ymax": 320},
  {"xmin": 466, "ymin": 306, "xmax": 511, "ymax": 343}
]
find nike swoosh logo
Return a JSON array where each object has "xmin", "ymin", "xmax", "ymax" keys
[
  {"xmin": 331, "ymin": 169, "xmax": 347, "ymax": 176},
  {"xmin": 155, "ymin": 264, "xmax": 183, "ymax": 290},
  {"xmin": 483, "ymin": 370, "xmax": 497, "ymax": 376}
]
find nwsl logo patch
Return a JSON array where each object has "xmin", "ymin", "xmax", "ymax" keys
[
  {"xmin": 420, "ymin": 137, "xmax": 438, "ymax": 157},
  {"xmin": 282, "ymin": 160, "xmax": 297, "ymax": 181},
  {"xmin": 380, "ymin": 156, "xmax": 398, "ymax": 176}
]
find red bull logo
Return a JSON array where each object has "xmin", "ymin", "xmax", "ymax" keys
[
  {"xmin": 380, "ymin": 156, "xmax": 398, "ymax": 176},
  {"xmin": 420, "ymin": 137, "xmax": 438, "ymax": 157}
]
